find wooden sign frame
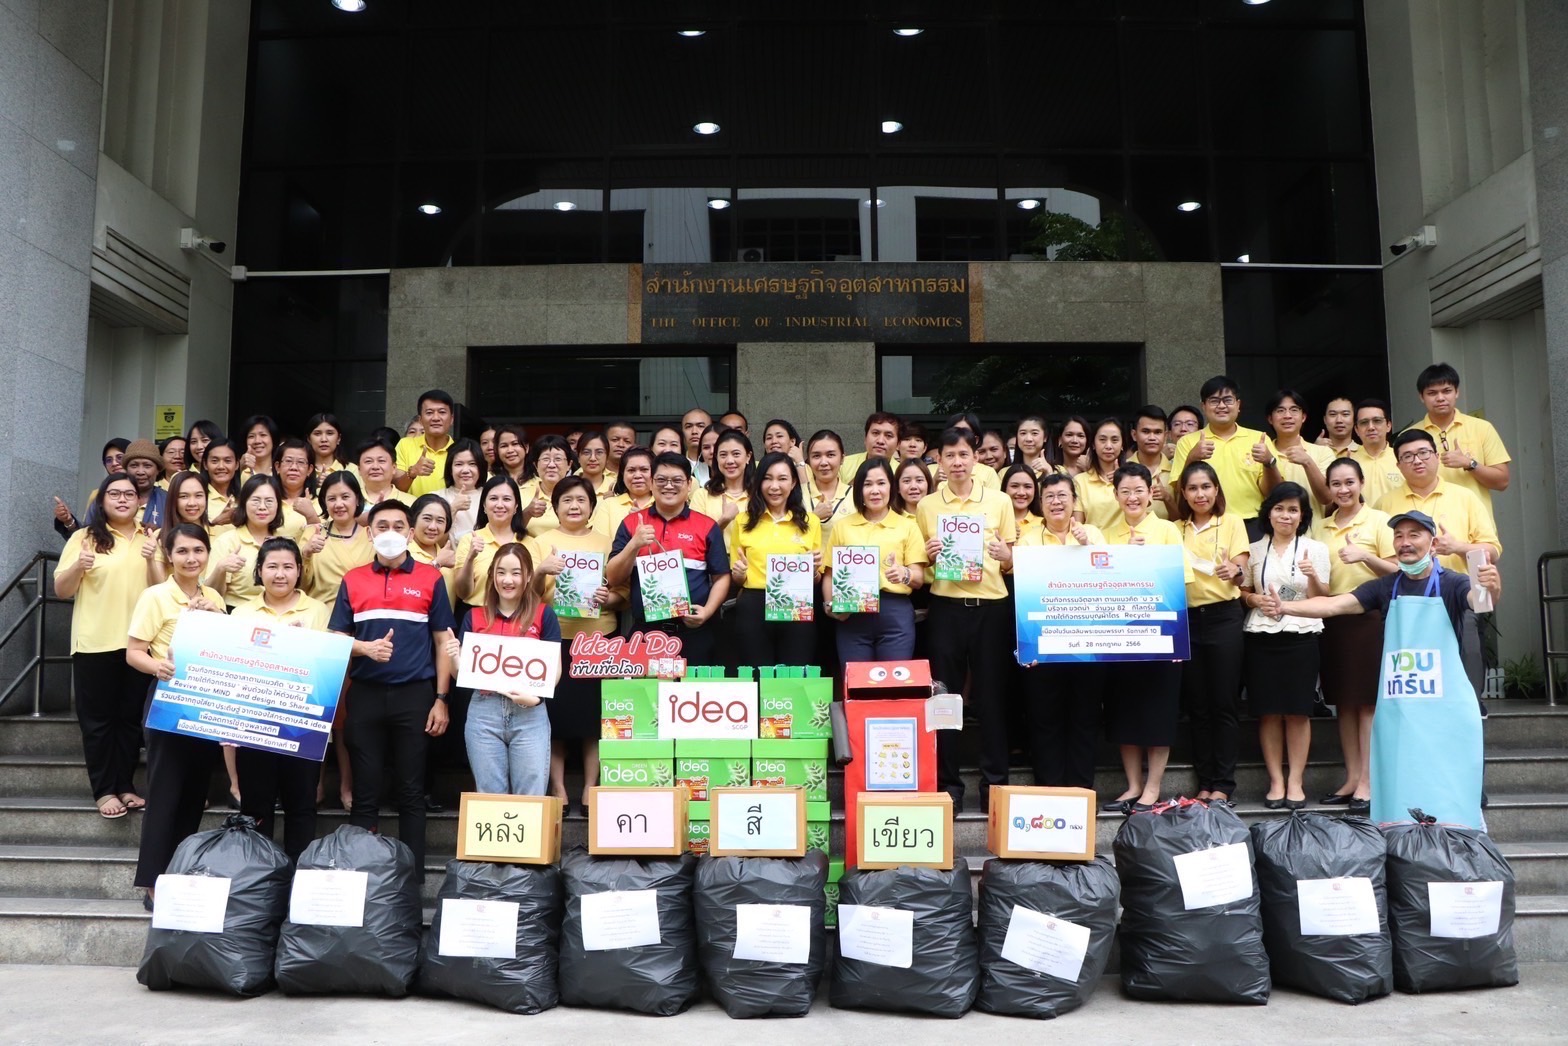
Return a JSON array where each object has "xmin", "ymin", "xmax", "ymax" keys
[
  {"xmin": 587, "ymin": 786, "xmax": 689, "ymax": 856},
  {"xmin": 986, "ymin": 785, "xmax": 1097, "ymax": 862},
  {"xmin": 856, "ymin": 792, "xmax": 954, "ymax": 870},
  {"xmin": 455, "ymin": 792, "xmax": 563, "ymax": 865},
  {"xmin": 709, "ymin": 786, "xmax": 808, "ymax": 857}
]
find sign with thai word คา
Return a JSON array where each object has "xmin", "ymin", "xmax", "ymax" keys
[
  {"xmin": 1012, "ymin": 544, "xmax": 1191, "ymax": 664},
  {"xmin": 588, "ymin": 786, "xmax": 688, "ymax": 856},
  {"xmin": 456, "ymin": 793, "xmax": 563, "ymax": 865},
  {"xmin": 456, "ymin": 633, "xmax": 560, "ymax": 697}
]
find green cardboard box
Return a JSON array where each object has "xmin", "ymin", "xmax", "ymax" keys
[
  {"xmin": 756, "ymin": 676, "xmax": 833, "ymax": 739},
  {"xmin": 824, "ymin": 857, "xmax": 845, "ymax": 928},
  {"xmin": 674, "ymin": 739, "xmax": 753, "ymax": 801},
  {"xmin": 600, "ymin": 679, "xmax": 659, "ymax": 739},
  {"xmin": 686, "ymin": 801, "xmax": 711, "ymax": 855},
  {"xmin": 598, "ymin": 739, "xmax": 675, "ymax": 788},
  {"xmin": 751, "ymin": 738, "xmax": 829, "ymax": 802},
  {"xmin": 806, "ymin": 801, "xmax": 831, "ymax": 854}
]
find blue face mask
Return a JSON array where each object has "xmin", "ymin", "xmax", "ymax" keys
[{"xmin": 1398, "ymin": 553, "xmax": 1433, "ymax": 576}]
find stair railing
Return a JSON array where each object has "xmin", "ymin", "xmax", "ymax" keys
[{"xmin": 0, "ymin": 552, "xmax": 72, "ymax": 717}]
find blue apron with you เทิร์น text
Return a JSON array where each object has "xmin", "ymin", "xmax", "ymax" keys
[{"xmin": 1370, "ymin": 565, "xmax": 1483, "ymax": 828}]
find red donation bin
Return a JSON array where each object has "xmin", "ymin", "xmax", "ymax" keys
[{"xmin": 841, "ymin": 659, "xmax": 940, "ymax": 868}]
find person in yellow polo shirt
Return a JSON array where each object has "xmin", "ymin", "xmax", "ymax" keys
[
  {"xmin": 1373, "ymin": 430, "xmax": 1500, "ymax": 573},
  {"xmin": 805, "ymin": 430, "xmax": 856, "ymax": 529},
  {"xmin": 838, "ymin": 411, "xmax": 902, "ymax": 485},
  {"xmin": 1171, "ymin": 375, "xmax": 1282, "ymax": 538},
  {"xmin": 1320, "ymin": 395, "xmax": 1358, "ymax": 457},
  {"xmin": 824, "ymin": 457, "xmax": 927, "ymax": 663},
  {"xmin": 1072, "ymin": 417, "xmax": 1126, "ymax": 530},
  {"xmin": 1410, "ymin": 362, "xmax": 1511, "ymax": 526},
  {"xmin": 690, "ymin": 428, "xmax": 753, "ymax": 537},
  {"xmin": 1264, "ymin": 389, "xmax": 1334, "ymax": 507},
  {"xmin": 394, "ymin": 389, "xmax": 458, "ymax": 498},
  {"xmin": 1349, "ymin": 398, "xmax": 1403, "ymax": 509},
  {"xmin": 1128, "ymin": 405, "xmax": 1174, "ymax": 518},
  {"xmin": 729, "ymin": 452, "xmax": 823, "ymax": 667},
  {"xmin": 916, "ymin": 428, "xmax": 1016, "ymax": 811},
  {"xmin": 1001, "ymin": 464, "xmax": 1044, "ymax": 544},
  {"xmin": 207, "ymin": 475, "xmax": 289, "ymax": 610},
  {"xmin": 454, "ymin": 474, "xmax": 558, "ymax": 609},
  {"xmin": 594, "ymin": 447, "xmax": 657, "ymax": 539},
  {"xmin": 518, "ymin": 435, "xmax": 575, "ymax": 537},
  {"xmin": 935, "ymin": 413, "xmax": 1002, "ymax": 492}
]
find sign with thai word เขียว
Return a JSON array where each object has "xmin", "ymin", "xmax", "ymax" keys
[
  {"xmin": 572, "ymin": 630, "xmax": 687, "ymax": 681},
  {"xmin": 657, "ymin": 679, "xmax": 758, "ymax": 740},
  {"xmin": 1011, "ymin": 544, "xmax": 1191, "ymax": 664},
  {"xmin": 552, "ymin": 550, "xmax": 605, "ymax": 619},
  {"xmin": 764, "ymin": 554, "xmax": 815, "ymax": 622},
  {"xmin": 456, "ymin": 793, "xmax": 563, "ymax": 865},
  {"xmin": 710, "ymin": 786, "xmax": 807, "ymax": 857},
  {"xmin": 986, "ymin": 786, "xmax": 1096, "ymax": 861},
  {"xmin": 143, "ymin": 611, "xmax": 350, "ymax": 761},
  {"xmin": 857, "ymin": 792, "xmax": 954, "ymax": 870},
  {"xmin": 932, "ymin": 514, "xmax": 985, "ymax": 582},
  {"xmin": 635, "ymin": 549, "xmax": 692, "ymax": 623},
  {"xmin": 587, "ymin": 786, "xmax": 688, "ymax": 856},
  {"xmin": 830, "ymin": 545, "xmax": 882, "ymax": 614},
  {"xmin": 456, "ymin": 633, "xmax": 560, "ymax": 698}
]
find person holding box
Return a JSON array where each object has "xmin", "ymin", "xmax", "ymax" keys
[
  {"xmin": 728, "ymin": 452, "xmax": 822, "ymax": 667},
  {"xmin": 824, "ymin": 457, "xmax": 927, "ymax": 663}
]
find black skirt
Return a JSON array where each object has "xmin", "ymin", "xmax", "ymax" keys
[
  {"xmin": 1244, "ymin": 630, "xmax": 1321, "ymax": 717},
  {"xmin": 1106, "ymin": 661, "xmax": 1182, "ymax": 747},
  {"xmin": 546, "ymin": 672, "xmax": 601, "ymax": 742},
  {"xmin": 1319, "ymin": 610, "xmax": 1383, "ymax": 708}
]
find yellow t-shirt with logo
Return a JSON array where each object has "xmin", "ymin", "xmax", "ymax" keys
[
  {"xmin": 731, "ymin": 511, "xmax": 822, "ymax": 590},
  {"xmin": 1269, "ymin": 438, "xmax": 1335, "ymax": 501},
  {"xmin": 60, "ymin": 527, "xmax": 155, "ymax": 653},
  {"xmin": 1171, "ymin": 425, "xmax": 1269, "ymax": 520},
  {"xmin": 532, "ymin": 526, "xmax": 623, "ymax": 639},
  {"xmin": 301, "ymin": 523, "xmax": 374, "ymax": 604},
  {"xmin": 453, "ymin": 527, "xmax": 549, "ymax": 607},
  {"xmin": 1072, "ymin": 470, "xmax": 1122, "ymax": 531},
  {"xmin": 1177, "ymin": 513, "xmax": 1250, "ymax": 607},
  {"xmin": 915, "ymin": 482, "xmax": 1016, "ymax": 601},
  {"xmin": 1411, "ymin": 410, "xmax": 1510, "ymax": 525},
  {"xmin": 1015, "ymin": 522, "xmax": 1106, "ymax": 547},
  {"xmin": 824, "ymin": 511, "xmax": 929, "ymax": 596}
]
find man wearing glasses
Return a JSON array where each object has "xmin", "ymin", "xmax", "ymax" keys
[
  {"xmin": 1170, "ymin": 375, "xmax": 1281, "ymax": 541},
  {"xmin": 1350, "ymin": 398, "xmax": 1403, "ymax": 508},
  {"xmin": 1409, "ymin": 363, "xmax": 1512, "ymax": 528}
]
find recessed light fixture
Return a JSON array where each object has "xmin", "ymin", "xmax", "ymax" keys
[
  {"xmin": 416, "ymin": 203, "xmax": 441, "ymax": 216},
  {"xmin": 677, "ymin": 29, "xmax": 705, "ymax": 37},
  {"xmin": 1176, "ymin": 200, "xmax": 1202, "ymax": 212},
  {"xmin": 707, "ymin": 198, "xmax": 731, "ymax": 210},
  {"xmin": 893, "ymin": 28, "xmax": 923, "ymax": 36},
  {"xmin": 863, "ymin": 198, "xmax": 887, "ymax": 209},
  {"xmin": 1016, "ymin": 199, "xmax": 1041, "ymax": 210},
  {"xmin": 1237, "ymin": 253, "xmax": 1250, "ymax": 263},
  {"xmin": 331, "ymin": 0, "xmax": 366, "ymax": 11},
  {"xmin": 881, "ymin": 120, "xmax": 903, "ymax": 134},
  {"xmin": 693, "ymin": 121, "xmax": 721, "ymax": 135},
  {"xmin": 553, "ymin": 201, "xmax": 577, "ymax": 212},
  {"xmin": 1243, "ymin": 0, "xmax": 1272, "ymax": 5}
]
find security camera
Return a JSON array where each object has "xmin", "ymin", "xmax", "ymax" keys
[
  {"xmin": 207, "ymin": 240, "xmax": 227, "ymax": 254},
  {"xmin": 1388, "ymin": 225, "xmax": 1438, "ymax": 257},
  {"xmin": 179, "ymin": 227, "xmax": 227, "ymax": 254}
]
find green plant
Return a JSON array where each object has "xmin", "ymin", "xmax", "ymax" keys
[{"xmin": 1502, "ymin": 654, "xmax": 1545, "ymax": 698}]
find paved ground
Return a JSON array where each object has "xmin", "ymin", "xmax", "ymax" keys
[{"xmin": 2, "ymin": 963, "xmax": 1565, "ymax": 1043}]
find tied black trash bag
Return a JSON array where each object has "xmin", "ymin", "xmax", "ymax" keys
[
  {"xmin": 1113, "ymin": 799, "xmax": 1270, "ymax": 1004},
  {"xmin": 274, "ymin": 825, "xmax": 423, "ymax": 997},
  {"xmin": 1250, "ymin": 812, "xmax": 1393, "ymax": 1004},
  {"xmin": 975, "ymin": 856, "xmax": 1121, "ymax": 1019},
  {"xmin": 137, "ymin": 814, "xmax": 292, "ymax": 997},
  {"xmin": 419, "ymin": 860, "xmax": 564, "ymax": 1014},
  {"xmin": 1382, "ymin": 810, "xmax": 1519, "ymax": 993},
  {"xmin": 558, "ymin": 848, "xmax": 700, "ymax": 1015},
  {"xmin": 829, "ymin": 859, "xmax": 979, "ymax": 1018},
  {"xmin": 693, "ymin": 852, "xmax": 829, "ymax": 1018}
]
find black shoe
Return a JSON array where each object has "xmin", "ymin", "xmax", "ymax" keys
[
  {"xmin": 1130, "ymin": 801, "xmax": 1157, "ymax": 813},
  {"xmin": 142, "ymin": 893, "xmax": 154, "ymax": 913},
  {"xmin": 424, "ymin": 794, "xmax": 445, "ymax": 813},
  {"xmin": 1101, "ymin": 799, "xmax": 1132, "ymax": 813},
  {"xmin": 1263, "ymin": 797, "xmax": 1285, "ymax": 810},
  {"xmin": 1481, "ymin": 791, "xmax": 1489, "ymax": 809},
  {"xmin": 1319, "ymin": 792, "xmax": 1354, "ymax": 806},
  {"xmin": 1479, "ymin": 701, "xmax": 1490, "ymax": 720},
  {"xmin": 1284, "ymin": 798, "xmax": 1306, "ymax": 810},
  {"xmin": 1347, "ymin": 797, "xmax": 1370, "ymax": 813}
]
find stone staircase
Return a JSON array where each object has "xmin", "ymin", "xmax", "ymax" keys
[{"xmin": 1, "ymin": 704, "xmax": 1565, "ymax": 966}]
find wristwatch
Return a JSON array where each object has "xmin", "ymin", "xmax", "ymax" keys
[
  {"xmin": 1266, "ymin": 457, "xmax": 1277, "ymax": 468},
  {"xmin": 433, "ymin": 692, "xmax": 449, "ymax": 703},
  {"xmin": 1466, "ymin": 458, "xmax": 1478, "ymax": 472}
]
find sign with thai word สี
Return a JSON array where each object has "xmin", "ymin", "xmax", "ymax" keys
[
  {"xmin": 456, "ymin": 633, "xmax": 560, "ymax": 697},
  {"xmin": 1011, "ymin": 544, "xmax": 1191, "ymax": 664},
  {"xmin": 569, "ymin": 630, "xmax": 687, "ymax": 680},
  {"xmin": 455, "ymin": 793, "xmax": 563, "ymax": 865},
  {"xmin": 635, "ymin": 549, "xmax": 692, "ymax": 622},
  {"xmin": 710, "ymin": 786, "xmax": 807, "ymax": 856},
  {"xmin": 588, "ymin": 786, "xmax": 688, "ymax": 856},
  {"xmin": 856, "ymin": 792, "xmax": 954, "ymax": 870},
  {"xmin": 657, "ymin": 680, "xmax": 758, "ymax": 740}
]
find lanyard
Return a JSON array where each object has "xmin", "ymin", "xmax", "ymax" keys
[{"xmin": 1258, "ymin": 535, "xmax": 1300, "ymax": 592}]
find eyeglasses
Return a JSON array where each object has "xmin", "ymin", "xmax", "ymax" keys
[
  {"xmin": 1204, "ymin": 395, "xmax": 1238, "ymax": 407},
  {"xmin": 652, "ymin": 476, "xmax": 687, "ymax": 488},
  {"xmin": 1042, "ymin": 492, "xmax": 1073, "ymax": 503},
  {"xmin": 1272, "ymin": 406, "xmax": 1304, "ymax": 416},
  {"xmin": 1356, "ymin": 417, "xmax": 1388, "ymax": 427},
  {"xmin": 104, "ymin": 490, "xmax": 138, "ymax": 500},
  {"xmin": 1398, "ymin": 449, "xmax": 1435, "ymax": 464}
]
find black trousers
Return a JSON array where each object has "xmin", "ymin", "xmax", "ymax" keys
[
  {"xmin": 1024, "ymin": 661, "xmax": 1106, "ymax": 790},
  {"xmin": 925, "ymin": 596, "xmax": 1014, "ymax": 806},
  {"xmin": 1183, "ymin": 599, "xmax": 1246, "ymax": 795},
  {"xmin": 635, "ymin": 614, "xmax": 717, "ymax": 667},
  {"xmin": 345, "ymin": 679, "xmax": 434, "ymax": 872},
  {"xmin": 134, "ymin": 684, "xmax": 218, "ymax": 888},
  {"xmin": 732, "ymin": 588, "xmax": 818, "ymax": 669},
  {"xmin": 72, "ymin": 650, "xmax": 149, "ymax": 800},
  {"xmin": 236, "ymin": 748, "xmax": 319, "ymax": 861}
]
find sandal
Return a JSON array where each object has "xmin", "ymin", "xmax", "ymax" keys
[
  {"xmin": 96, "ymin": 795, "xmax": 128, "ymax": 819},
  {"xmin": 119, "ymin": 792, "xmax": 146, "ymax": 811}
]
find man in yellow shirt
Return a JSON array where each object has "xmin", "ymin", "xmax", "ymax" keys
[
  {"xmin": 1264, "ymin": 390, "xmax": 1334, "ymax": 507},
  {"xmin": 1170, "ymin": 376, "xmax": 1281, "ymax": 540},
  {"xmin": 1409, "ymin": 362, "xmax": 1511, "ymax": 526},
  {"xmin": 394, "ymin": 389, "xmax": 458, "ymax": 498},
  {"xmin": 1128, "ymin": 405, "xmax": 1174, "ymax": 518},
  {"xmin": 839, "ymin": 411, "xmax": 902, "ymax": 484},
  {"xmin": 1350, "ymin": 398, "xmax": 1403, "ymax": 509},
  {"xmin": 915, "ymin": 428, "xmax": 1016, "ymax": 812},
  {"xmin": 1373, "ymin": 430, "xmax": 1500, "ymax": 573},
  {"xmin": 1320, "ymin": 395, "xmax": 1357, "ymax": 456}
]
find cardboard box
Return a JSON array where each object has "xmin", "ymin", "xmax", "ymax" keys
[
  {"xmin": 600, "ymin": 679, "xmax": 660, "ymax": 739},
  {"xmin": 686, "ymin": 801, "xmax": 710, "ymax": 855},
  {"xmin": 674, "ymin": 739, "xmax": 752, "ymax": 801},
  {"xmin": 587, "ymin": 786, "xmax": 688, "ymax": 856},
  {"xmin": 598, "ymin": 738, "xmax": 675, "ymax": 788},
  {"xmin": 806, "ymin": 801, "xmax": 831, "ymax": 854},
  {"xmin": 843, "ymin": 659, "xmax": 932, "ymax": 700},
  {"xmin": 824, "ymin": 857, "xmax": 845, "ymax": 928},
  {"xmin": 986, "ymin": 785, "xmax": 1097, "ymax": 861},
  {"xmin": 709, "ymin": 786, "xmax": 807, "ymax": 857},
  {"xmin": 856, "ymin": 792, "xmax": 954, "ymax": 870},
  {"xmin": 456, "ymin": 793, "xmax": 563, "ymax": 865},
  {"xmin": 756, "ymin": 676, "xmax": 834, "ymax": 738},
  {"xmin": 750, "ymin": 738, "xmax": 829, "ymax": 802}
]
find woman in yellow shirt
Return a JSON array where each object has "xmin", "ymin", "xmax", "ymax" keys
[
  {"xmin": 301, "ymin": 471, "xmax": 373, "ymax": 604},
  {"xmin": 184, "ymin": 420, "xmax": 222, "ymax": 473},
  {"xmin": 207, "ymin": 475, "xmax": 288, "ymax": 610},
  {"xmin": 409, "ymin": 492, "xmax": 460, "ymax": 607},
  {"xmin": 436, "ymin": 437, "xmax": 486, "ymax": 541},
  {"xmin": 1072, "ymin": 417, "xmax": 1126, "ymax": 531},
  {"xmin": 54, "ymin": 475, "xmax": 158, "ymax": 818},
  {"xmin": 595, "ymin": 446, "xmax": 656, "ymax": 538},
  {"xmin": 306, "ymin": 412, "xmax": 350, "ymax": 483},
  {"xmin": 573, "ymin": 431, "xmax": 617, "ymax": 499},
  {"xmin": 149, "ymin": 470, "xmax": 213, "ymax": 583},
  {"xmin": 275, "ymin": 438, "xmax": 322, "ymax": 527},
  {"xmin": 455, "ymin": 474, "xmax": 556, "ymax": 609},
  {"xmin": 1311, "ymin": 458, "xmax": 1398, "ymax": 811},
  {"xmin": 201, "ymin": 438, "xmax": 241, "ymax": 528},
  {"xmin": 690, "ymin": 429, "xmax": 753, "ymax": 534},
  {"xmin": 730, "ymin": 452, "xmax": 823, "ymax": 667},
  {"xmin": 239, "ymin": 414, "xmax": 279, "ymax": 478},
  {"xmin": 1050, "ymin": 415, "xmax": 1091, "ymax": 476},
  {"xmin": 1002, "ymin": 464, "xmax": 1044, "ymax": 545},
  {"xmin": 494, "ymin": 424, "xmax": 529, "ymax": 486},
  {"xmin": 519, "ymin": 435, "xmax": 575, "ymax": 537},
  {"xmin": 823, "ymin": 458, "xmax": 927, "ymax": 663},
  {"xmin": 804, "ymin": 430, "xmax": 855, "ymax": 530},
  {"xmin": 895, "ymin": 457, "xmax": 932, "ymax": 516},
  {"xmin": 233, "ymin": 537, "xmax": 335, "ymax": 859},
  {"xmin": 1174, "ymin": 461, "xmax": 1252, "ymax": 806}
]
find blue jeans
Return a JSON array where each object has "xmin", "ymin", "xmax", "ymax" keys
[
  {"xmin": 465, "ymin": 692, "xmax": 551, "ymax": 796},
  {"xmin": 834, "ymin": 593, "xmax": 916, "ymax": 667}
]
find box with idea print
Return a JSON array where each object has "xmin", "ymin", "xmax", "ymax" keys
[
  {"xmin": 599, "ymin": 679, "xmax": 659, "ymax": 739},
  {"xmin": 750, "ymin": 738, "xmax": 829, "ymax": 802},
  {"xmin": 674, "ymin": 739, "xmax": 752, "ymax": 801},
  {"xmin": 598, "ymin": 738, "xmax": 674, "ymax": 788},
  {"xmin": 756, "ymin": 676, "xmax": 833, "ymax": 739}
]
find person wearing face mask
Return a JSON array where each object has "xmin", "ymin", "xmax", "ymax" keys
[
  {"xmin": 436, "ymin": 437, "xmax": 488, "ymax": 541},
  {"xmin": 1260, "ymin": 389, "xmax": 1334, "ymax": 508},
  {"xmin": 1274, "ymin": 510, "xmax": 1501, "ymax": 829},
  {"xmin": 728, "ymin": 452, "xmax": 823, "ymax": 668},
  {"xmin": 519, "ymin": 435, "xmax": 578, "ymax": 537},
  {"xmin": 595, "ymin": 446, "xmax": 657, "ymax": 539},
  {"xmin": 825, "ymin": 458, "xmax": 927, "ymax": 664}
]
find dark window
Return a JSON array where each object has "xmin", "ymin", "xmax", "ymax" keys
[
  {"xmin": 467, "ymin": 348, "xmax": 735, "ymax": 424},
  {"xmin": 880, "ymin": 345, "xmax": 1143, "ymax": 425}
]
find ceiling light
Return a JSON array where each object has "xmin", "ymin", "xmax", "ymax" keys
[
  {"xmin": 677, "ymin": 29, "xmax": 705, "ymax": 37},
  {"xmin": 1016, "ymin": 199, "xmax": 1041, "ymax": 210},
  {"xmin": 416, "ymin": 203, "xmax": 441, "ymax": 216},
  {"xmin": 893, "ymin": 28, "xmax": 923, "ymax": 36},
  {"xmin": 1176, "ymin": 200, "xmax": 1202, "ymax": 212},
  {"xmin": 693, "ymin": 121, "xmax": 720, "ymax": 135},
  {"xmin": 331, "ymin": 0, "xmax": 366, "ymax": 11},
  {"xmin": 863, "ymin": 198, "xmax": 887, "ymax": 209},
  {"xmin": 707, "ymin": 198, "xmax": 731, "ymax": 210},
  {"xmin": 881, "ymin": 120, "xmax": 904, "ymax": 134},
  {"xmin": 553, "ymin": 201, "xmax": 577, "ymax": 212},
  {"xmin": 1236, "ymin": 253, "xmax": 1250, "ymax": 263},
  {"xmin": 1243, "ymin": 0, "xmax": 1272, "ymax": 5}
]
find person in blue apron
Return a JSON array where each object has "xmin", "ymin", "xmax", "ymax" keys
[{"xmin": 1261, "ymin": 510, "xmax": 1500, "ymax": 827}]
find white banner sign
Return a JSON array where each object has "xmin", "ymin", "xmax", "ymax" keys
[
  {"xmin": 656, "ymin": 680, "xmax": 757, "ymax": 740},
  {"xmin": 456, "ymin": 633, "xmax": 560, "ymax": 697}
]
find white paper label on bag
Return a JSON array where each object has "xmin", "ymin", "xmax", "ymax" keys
[
  {"xmin": 837, "ymin": 904, "xmax": 914, "ymax": 968},
  {"xmin": 1296, "ymin": 877, "xmax": 1379, "ymax": 936},
  {"xmin": 1428, "ymin": 881, "xmax": 1504, "ymax": 938},
  {"xmin": 151, "ymin": 874, "xmax": 230, "ymax": 933},
  {"xmin": 1172, "ymin": 842, "xmax": 1254, "ymax": 911},
  {"xmin": 288, "ymin": 869, "xmax": 368, "ymax": 927},
  {"xmin": 580, "ymin": 889, "xmax": 662, "ymax": 951},
  {"xmin": 1000, "ymin": 905, "xmax": 1092, "ymax": 982},
  {"xmin": 733, "ymin": 903, "xmax": 812, "ymax": 964},
  {"xmin": 437, "ymin": 898, "xmax": 519, "ymax": 959}
]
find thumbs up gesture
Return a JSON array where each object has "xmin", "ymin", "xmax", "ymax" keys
[
  {"xmin": 1258, "ymin": 585, "xmax": 1284, "ymax": 620},
  {"xmin": 1070, "ymin": 520, "xmax": 1090, "ymax": 544},
  {"xmin": 813, "ymin": 494, "xmax": 833, "ymax": 522},
  {"xmin": 731, "ymin": 550, "xmax": 748, "ymax": 581},
  {"xmin": 538, "ymin": 545, "xmax": 565, "ymax": 576},
  {"xmin": 52, "ymin": 496, "xmax": 73, "ymax": 524},
  {"xmin": 1251, "ymin": 436, "xmax": 1273, "ymax": 464},
  {"xmin": 77, "ymin": 544, "xmax": 96, "ymax": 571},
  {"xmin": 364, "ymin": 628, "xmax": 395, "ymax": 663},
  {"xmin": 1432, "ymin": 520, "xmax": 1460, "ymax": 556},
  {"xmin": 1297, "ymin": 552, "xmax": 1319, "ymax": 582},
  {"xmin": 305, "ymin": 525, "xmax": 328, "ymax": 556},
  {"xmin": 1127, "ymin": 526, "xmax": 1146, "ymax": 546},
  {"xmin": 525, "ymin": 495, "xmax": 548, "ymax": 520},
  {"xmin": 883, "ymin": 551, "xmax": 904, "ymax": 586},
  {"xmin": 1190, "ymin": 435, "xmax": 1216, "ymax": 462},
  {"xmin": 411, "ymin": 448, "xmax": 435, "ymax": 477},
  {"xmin": 1440, "ymin": 439, "xmax": 1470, "ymax": 470}
]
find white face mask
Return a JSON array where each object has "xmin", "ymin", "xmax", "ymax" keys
[{"xmin": 373, "ymin": 531, "xmax": 409, "ymax": 559}]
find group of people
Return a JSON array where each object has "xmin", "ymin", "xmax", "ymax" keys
[{"xmin": 50, "ymin": 362, "xmax": 1509, "ymax": 898}]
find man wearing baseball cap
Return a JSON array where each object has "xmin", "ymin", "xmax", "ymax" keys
[{"xmin": 1264, "ymin": 509, "xmax": 1500, "ymax": 828}]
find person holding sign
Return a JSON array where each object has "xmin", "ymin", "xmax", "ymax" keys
[
  {"xmin": 824, "ymin": 457, "xmax": 927, "ymax": 663},
  {"xmin": 1240, "ymin": 482, "xmax": 1331, "ymax": 810},
  {"xmin": 690, "ymin": 429, "xmax": 754, "ymax": 535},
  {"xmin": 519, "ymin": 435, "xmax": 577, "ymax": 537},
  {"xmin": 729, "ymin": 452, "xmax": 823, "ymax": 667},
  {"xmin": 1071, "ymin": 417, "xmax": 1126, "ymax": 531},
  {"xmin": 233, "ymin": 537, "xmax": 334, "ymax": 859},
  {"xmin": 1101, "ymin": 462, "xmax": 1193, "ymax": 812},
  {"xmin": 127, "ymin": 523, "xmax": 226, "ymax": 904}
]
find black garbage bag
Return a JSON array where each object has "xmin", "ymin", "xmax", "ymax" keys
[
  {"xmin": 693, "ymin": 851, "xmax": 829, "ymax": 1018},
  {"xmin": 557, "ymin": 848, "xmax": 700, "ymax": 1015},
  {"xmin": 1113, "ymin": 799, "xmax": 1270, "ymax": 1004},
  {"xmin": 273, "ymin": 825, "xmax": 423, "ymax": 997},
  {"xmin": 1382, "ymin": 811, "xmax": 1518, "ymax": 993},
  {"xmin": 418, "ymin": 860, "xmax": 564, "ymax": 1014},
  {"xmin": 137, "ymin": 814, "xmax": 292, "ymax": 996},
  {"xmin": 829, "ymin": 858, "xmax": 978, "ymax": 1018},
  {"xmin": 1250, "ymin": 812, "xmax": 1392, "ymax": 1003},
  {"xmin": 975, "ymin": 856, "xmax": 1120, "ymax": 1019}
]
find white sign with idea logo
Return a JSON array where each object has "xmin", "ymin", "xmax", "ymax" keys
[
  {"xmin": 657, "ymin": 680, "xmax": 757, "ymax": 740},
  {"xmin": 1384, "ymin": 649, "xmax": 1443, "ymax": 699},
  {"xmin": 1005, "ymin": 794, "xmax": 1092, "ymax": 856},
  {"xmin": 456, "ymin": 634, "xmax": 561, "ymax": 697}
]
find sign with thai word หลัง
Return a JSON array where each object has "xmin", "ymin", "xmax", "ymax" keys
[
  {"xmin": 552, "ymin": 550, "xmax": 605, "ymax": 619},
  {"xmin": 456, "ymin": 633, "xmax": 560, "ymax": 697},
  {"xmin": 986, "ymin": 786, "xmax": 1097, "ymax": 861},
  {"xmin": 710, "ymin": 786, "xmax": 807, "ymax": 857},
  {"xmin": 1012, "ymin": 544, "xmax": 1191, "ymax": 664},
  {"xmin": 657, "ymin": 680, "xmax": 758, "ymax": 740},
  {"xmin": 456, "ymin": 793, "xmax": 563, "ymax": 865},
  {"xmin": 145, "ymin": 611, "xmax": 351, "ymax": 761},
  {"xmin": 830, "ymin": 545, "xmax": 882, "ymax": 614},
  {"xmin": 636, "ymin": 549, "xmax": 692, "ymax": 622},
  {"xmin": 932, "ymin": 514, "xmax": 985, "ymax": 582},
  {"xmin": 587, "ymin": 786, "xmax": 688, "ymax": 856},
  {"xmin": 764, "ymin": 554, "xmax": 815, "ymax": 622},
  {"xmin": 857, "ymin": 792, "xmax": 954, "ymax": 870}
]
